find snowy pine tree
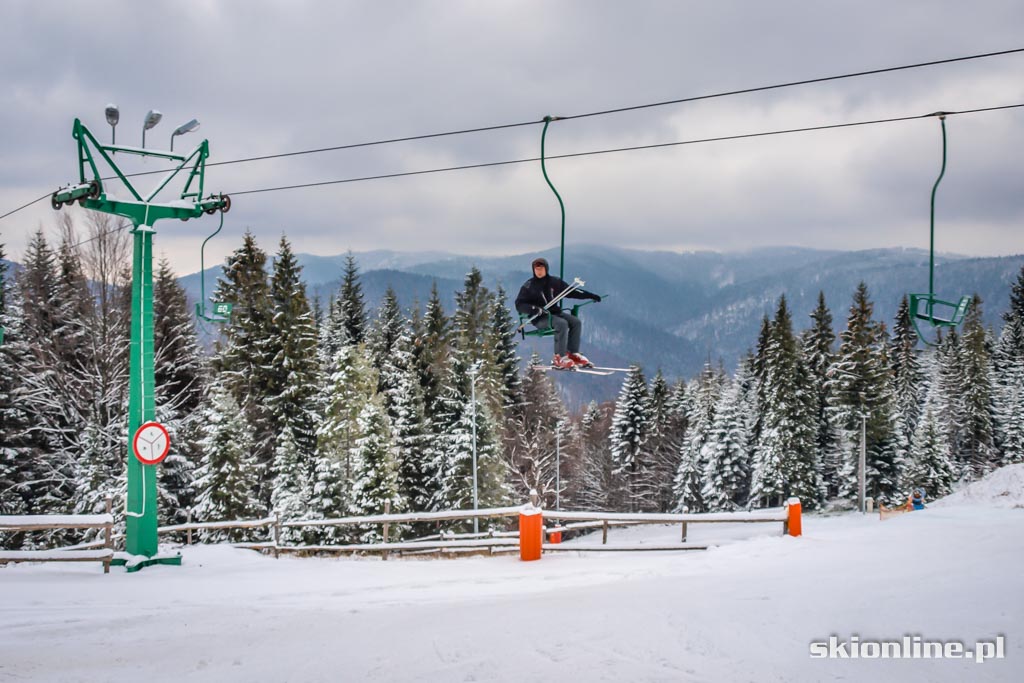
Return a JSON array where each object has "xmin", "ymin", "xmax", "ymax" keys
[
  {"xmin": 270, "ymin": 426, "xmax": 313, "ymax": 542},
  {"xmin": 194, "ymin": 382, "xmax": 264, "ymax": 540},
  {"xmin": 414, "ymin": 282, "xmax": 450, "ymax": 422},
  {"xmin": 338, "ymin": 252, "xmax": 368, "ymax": 345},
  {"xmin": 314, "ymin": 343, "xmax": 378, "ymax": 520},
  {"xmin": 827, "ymin": 283, "xmax": 902, "ymax": 505},
  {"xmin": 956, "ymin": 295, "xmax": 998, "ymax": 477},
  {"xmin": 802, "ymin": 291, "xmax": 843, "ymax": 500},
  {"xmin": 367, "ymin": 286, "xmax": 404, "ymax": 378},
  {"xmin": 750, "ymin": 296, "xmax": 818, "ymax": 508},
  {"xmin": 267, "ymin": 235, "xmax": 321, "ymax": 470},
  {"xmin": 994, "ymin": 318, "xmax": 1024, "ymax": 465},
  {"xmin": 902, "ymin": 383, "xmax": 955, "ymax": 500},
  {"xmin": 701, "ymin": 371, "xmax": 753, "ymax": 511},
  {"xmin": 349, "ymin": 398, "xmax": 404, "ymax": 541},
  {"xmin": 609, "ymin": 366, "xmax": 654, "ymax": 512},
  {"xmin": 890, "ymin": 295, "xmax": 926, "ymax": 440},
  {"xmin": 673, "ymin": 362, "xmax": 721, "ymax": 513},
  {"xmin": 212, "ymin": 230, "xmax": 277, "ymax": 500}
]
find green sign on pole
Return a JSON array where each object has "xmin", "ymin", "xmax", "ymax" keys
[{"xmin": 52, "ymin": 115, "xmax": 230, "ymax": 571}]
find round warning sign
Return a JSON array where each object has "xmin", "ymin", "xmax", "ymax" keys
[{"xmin": 132, "ymin": 422, "xmax": 171, "ymax": 465}]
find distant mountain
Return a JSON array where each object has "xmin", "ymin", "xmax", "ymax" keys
[{"xmin": 177, "ymin": 245, "xmax": 1023, "ymax": 407}]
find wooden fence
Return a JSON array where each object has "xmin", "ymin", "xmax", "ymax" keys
[
  {"xmin": 1, "ymin": 496, "xmax": 801, "ymax": 567},
  {"xmin": 155, "ymin": 499, "xmax": 797, "ymax": 559},
  {"xmin": 0, "ymin": 496, "xmax": 115, "ymax": 573}
]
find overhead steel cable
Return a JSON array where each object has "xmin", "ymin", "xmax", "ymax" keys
[
  {"xmin": 224, "ymin": 103, "xmax": 1024, "ymax": 197},
  {"xmin": 11, "ymin": 102, "xmax": 1022, "ymax": 251},
  {"xmin": 0, "ymin": 192, "xmax": 52, "ymax": 221},
  {"xmin": 556, "ymin": 47, "xmax": 1024, "ymax": 122},
  {"xmin": 1, "ymin": 46, "xmax": 1021, "ymax": 221}
]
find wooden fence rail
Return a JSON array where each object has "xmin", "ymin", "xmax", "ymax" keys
[
  {"xmin": 2, "ymin": 499, "xmax": 798, "ymax": 567},
  {"xmin": 0, "ymin": 496, "xmax": 115, "ymax": 573}
]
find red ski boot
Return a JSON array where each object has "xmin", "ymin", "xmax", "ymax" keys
[
  {"xmin": 568, "ymin": 352, "xmax": 593, "ymax": 368},
  {"xmin": 552, "ymin": 354, "xmax": 576, "ymax": 370}
]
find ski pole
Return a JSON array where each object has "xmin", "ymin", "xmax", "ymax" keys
[{"xmin": 517, "ymin": 278, "xmax": 585, "ymax": 332}]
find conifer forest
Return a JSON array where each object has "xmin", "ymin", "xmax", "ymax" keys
[{"xmin": 2, "ymin": 217, "xmax": 1023, "ymax": 548}]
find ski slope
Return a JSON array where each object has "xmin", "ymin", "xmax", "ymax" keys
[{"xmin": 2, "ymin": 467, "xmax": 1022, "ymax": 682}]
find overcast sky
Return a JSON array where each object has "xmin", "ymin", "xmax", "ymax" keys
[{"xmin": 1, "ymin": 0, "xmax": 1022, "ymax": 276}]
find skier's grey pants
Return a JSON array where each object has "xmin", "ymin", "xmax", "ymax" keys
[{"xmin": 534, "ymin": 311, "xmax": 581, "ymax": 356}]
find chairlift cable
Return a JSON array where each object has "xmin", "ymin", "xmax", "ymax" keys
[{"xmin": 2, "ymin": 48, "xmax": 1022, "ymax": 221}]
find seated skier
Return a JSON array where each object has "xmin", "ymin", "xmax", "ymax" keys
[{"xmin": 514, "ymin": 257, "xmax": 601, "ymax": 370}]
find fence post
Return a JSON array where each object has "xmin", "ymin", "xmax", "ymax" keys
[
  {"xmin": 382, "ymin": 500, "xmax": 391, "ymax": 562},
  {"xmin": 104, "ymin": 494, "xmax": 113, "ymax": 574},
  {"xmin": 602, "ymin": 519, "xmax": 608, "ymax": 545},
  {"xmin": 680, "ymin": 521, "xmax": 688, "ymax": 543},
  {"xmin": 273, "ymin": 512, "xmax": 281, "ymax": 559},
  {"xmin": 786, "ymin": 497, "xmax": 802, "ymax": 537},
  {"xmin": 186, "ymin": 507, "xmax": 193, "ymax": 546}
]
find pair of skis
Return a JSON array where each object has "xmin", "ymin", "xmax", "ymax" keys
[{"xmin": 529, "ymin": 364, "xmax": 630, "ymax": 377}]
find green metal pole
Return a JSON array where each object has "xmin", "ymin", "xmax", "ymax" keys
[
  {"xmin": 928, "ymin": 114, "xmax": 948, "ymax": 314},
  {"xmin": 540, "ymin": 116, "xmax": 566, "ymax": 280},
  {"xmin": 125, "ymin": 218, "xmax": 158, "ymax": 557}
]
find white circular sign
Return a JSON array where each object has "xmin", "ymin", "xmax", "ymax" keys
[{"xmin": 132, "ymin": 422, "xmax": 170, "ymax": 465}]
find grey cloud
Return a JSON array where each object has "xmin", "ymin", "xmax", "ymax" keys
[{"xmin": 2, "ymin": 0, "xmax": 1023, "ymax": 275}]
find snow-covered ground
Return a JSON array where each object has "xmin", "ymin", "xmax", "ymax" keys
[{"xmin": 2, "ymin": 468, "xmax": 1022, "ymax": 682}]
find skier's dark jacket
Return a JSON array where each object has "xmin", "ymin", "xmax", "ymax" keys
[{"xmin": 515, "ymin": 259, "xmax": 597, "ymax": 318}]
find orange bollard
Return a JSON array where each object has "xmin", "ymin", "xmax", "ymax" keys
[
  {"xmin": 548, "ymin": 529, "xmax": 562, "ymax": 544},
  {"xmin": 786, "ymin": 497, "xmax": 802, "ymax": 537},
  {"xmin": 519, "ymin": 507, "xmax": 543, "ymax": 561}
]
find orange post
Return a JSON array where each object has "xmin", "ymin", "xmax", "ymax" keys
[
  {"xmin": 519, "ymin": 507, "xmax": 543, "ymax": 561},
  {"xmin": 548, "ymin": 528, "xmax": 562, "ymax": 544},
  {"xmin": 786, "ymin": 497, "xmax": 802, "ymax": 537}
]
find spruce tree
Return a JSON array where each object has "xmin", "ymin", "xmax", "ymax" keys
[
  {"xmin": 213, "ymin": 230, "xmax": 276, "ymax": 496},
  {"xmin": 890, "ymin": 295, "xmax": 926, "ymax": 439},
  {"xmin": 956, "ymin": 295, "xmax": 998, "ymax": 476},
  {"xmin": 994, "ymin": 318, "xmax": 1024, "ymax": 465},
  {"xmin": 270, "ymin": 426, "xmax": 313, "ymax": 542},
  {"xmin": 673, "ymin": 362, "xmax": 721, "ymax": 513},
  {"xmin": 902, "ymin": 385, "xmax": 955, "ymax": 499},
  {"xmin": 609, "ymin": 365, "xmax": 654, "ymax": 512},
  {"xmin": 0, "ymin": 252, "xmax": 33, "ymax": 520},
  {"xmin": 382, "ymin": 323, "xmax": 433, "ymax": 521},
  {"xmin": 750, "ymin": 296, "xmax": 819, "ymax": 508},
  {"xmin": 194, "ymin": 382, "xmax": 264, "ymax": 540},
  {"xmin": 350, "ymin": 398, "xmax": 404, "ymax": 540},
  {"xmin": 315, "ymin": 343, "xmax": 378, "ymax": 515},
  {"xmin": 802, "ymin": 291, "xmax": 843, "ymax": 500},
  {"xmin": 826, "ymin": 283, "xmax": 902, "ymax": 505},
  {"xmin": 701, "ymin": 371, "xmax": 753, "ymax": 511},
  {"xmin": 1002, "ymin": 264, "xmax": 1024, "ymax": 339},
  {"xmin": 646, "ymin": 371, "xmax": 681, "ymax": 512},
  {"xmin": 415, "ymin": 282, "xmax": 450, "ymax": 422},
  {"xmin": 367, "ymin": 286, "xmax": 403, "ymax": 376},
  {"xmin": 267, "ymin": 235, "xmax": 321, "ymax": 467},
  {"xmin": 488, "ymin": 285, "xmax": 522, "ymax": 413},
  {"xmin": 338, "ymin": 252, "xmax": 367, "ymax": 345}
]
